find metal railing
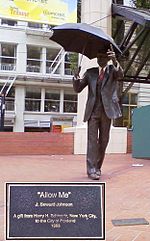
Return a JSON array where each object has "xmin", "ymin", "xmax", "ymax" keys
[
  {"xmin": 0, "ymin": 63, "xmax": 16, "ymax": 71},
  {"xmin": 0, "ymin": 51, "xmax": 74, "ymax": 76}
]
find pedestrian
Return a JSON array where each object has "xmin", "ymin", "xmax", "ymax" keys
[{"xmin": 73, "ymin": 48, "xmax": 123, "ymax": 180}]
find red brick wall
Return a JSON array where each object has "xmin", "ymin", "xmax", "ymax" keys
[
  {"xmin": 127, "ymin": 130, "xmax": 132, "ymax": 153},
  {"xmin": 0, "ymin": 132, "xmax": 74, "ymax": 155}
]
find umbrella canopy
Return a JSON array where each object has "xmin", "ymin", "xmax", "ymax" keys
[{"xmin": 50, "ymin": 23, "xmax": 122, "ymax": 59}]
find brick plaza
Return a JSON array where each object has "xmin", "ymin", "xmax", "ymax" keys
[{"xmin": 0, "ymin": 153, "xmax": 150, "ymax": 240}]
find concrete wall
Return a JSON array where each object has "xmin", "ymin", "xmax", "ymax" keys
[{"xmin": 73, "ymin": 125, "xmax": 127, "ymax": 154}]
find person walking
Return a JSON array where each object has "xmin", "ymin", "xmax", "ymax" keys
[{"xmin": 73, "ymin": 49, "xmax": 123, "ymax": 180}]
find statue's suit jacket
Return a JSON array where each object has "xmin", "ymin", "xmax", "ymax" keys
[{"xmin": 73, "ymin": 64, "xmax": 123, "ymax": 121}]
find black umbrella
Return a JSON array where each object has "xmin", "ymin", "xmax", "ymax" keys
[{"xmin": 50, "ymin": 23, "xmax": 122, "ymax": 59}]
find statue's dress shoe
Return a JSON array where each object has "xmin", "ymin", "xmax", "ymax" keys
[
  {"xmin": 96, "ymin": 170, "xmax": 101, "ymax": 176},
  {"xmin": 88, "ymin": 173, "xmax": 100, "ymax": 180}
]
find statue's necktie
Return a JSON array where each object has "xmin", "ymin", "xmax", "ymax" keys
[{"xmin": 99, "ymin": 68, "xmax": 104, "ymax": 81}]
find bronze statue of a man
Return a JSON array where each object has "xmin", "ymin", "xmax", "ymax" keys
[{"xmin": 73, "ymin": 49, "xmax": 123, "ymax": 180}]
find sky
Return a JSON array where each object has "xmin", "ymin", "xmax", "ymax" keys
[{"xmin": 124, "ymin": 0, "xmax": 132, "ymax": 6}]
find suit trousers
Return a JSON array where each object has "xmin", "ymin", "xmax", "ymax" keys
[{"xmin": 87, "ymin": 104, "xmax": 111, "ymax": 175}]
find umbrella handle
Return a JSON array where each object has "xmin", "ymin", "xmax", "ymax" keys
[
  {"xmin": 79, "ymin": 40, "xmax": 88, "ymax": 66},
  {"xmin": 79, "ymin": 53, "xmax": 84, "ymax": 66},
  {"xmin": 73, "ymin": 41, "xmax": 87, "ymax": 78},
  {"xmin": 73, "ymin": 66, "xmax": 81, "ymax": 79},
  {"xmin": 110, "ymin": 44, "xmax": 114, "ymax": 52}
]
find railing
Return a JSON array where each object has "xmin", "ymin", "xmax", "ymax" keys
[
  {"xmin": 48, "ymin": 50, "xmax": 75, "ymax": 76},
  {"xmin": 26, "ymin": 65, "xmax": 40, "ymax": 73},
  {"xmin": 0, "ymin": 64, "xmax": 16, "ymax": 71},
  {"xmin": 0, "ymin": 67, "xmax": 17, "ymax": 96},
  {"xmin": 0, "ymin": 52, "xmax": 75, "ymax": 76},
  {"xmin": 46, "ymin": 60, "xmax": 60, "ymax": 74},
  {"xmin": 26, "ymin": 59, "xmax": 41, "ymax": 73}
]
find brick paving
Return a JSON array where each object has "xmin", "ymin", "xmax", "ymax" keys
[{"xmin": 0, "ymin": 154, "xmax": 150, "ymax": 240}]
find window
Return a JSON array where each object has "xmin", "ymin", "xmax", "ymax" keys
[
  {"xmin": 46, "ymin": 24, "xmax": 55, "ymax": 29},
  {"xmin": 26, "ymin": 46, "xmax": 42, "ymax": 72},
  {"xmin": 122, "ymin": 93, "xmax": 137, "ymax": 128},
  {"xmin": 0, "ymin": 86, "xmax": 15, "ymax": 111},
  {"xmin": 63, "ymin": 91, "xmax": 77, "ymax": 113},
  {"xmin": 25, "ymin": 87, "xmax": 41, "ymax": 111},
  {"xmin": 0, "ymin": 44, "xmax": 16, "ymax": 71},
  {"xmin": 28, "ymin": 22, "xmax": 43, "ymax": 29},
  {"xmin": 44, "ymin": 90, "xmax": 60, "ymax": 112},
  {"xmin": 46, "ymin": 48, "xmax": 60, "ymax": 74},
  {"xmin": 5, "ymin": 87, "xmax": 15, "ymax": 111},
  {"xmin": 64, "ymin": 53, "xmax": 78, "ymax": 75},
  {"xmin": 1, "ymin": 19, "xmax": 17, "ymax": 26}
]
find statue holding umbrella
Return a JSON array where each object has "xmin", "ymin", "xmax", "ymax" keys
[{"xmin": 50, "ymin": 23, "xmax": 123, "ymax": 180}]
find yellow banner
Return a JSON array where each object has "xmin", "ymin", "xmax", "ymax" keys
[{"xmin": 0, "ymin": 0, "xmax": 77, "ymax": 25}]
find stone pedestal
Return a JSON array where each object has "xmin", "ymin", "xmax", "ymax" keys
[{"xmin": 64, "ymin": 125, "xmax": 127, "ymax": 154}]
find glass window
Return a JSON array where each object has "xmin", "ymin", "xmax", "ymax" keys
[
  {"xmin": 5, "ymin": 87, "xmax": 15, "ymax": 111},
  {"xmin": 122, "ymin": 93, "xmax": 137, "ymax": 105},
  {"xmin": 122, "ymin": 106, "xmax": 129, "ymax": 127},
  {"xmin": 0, "ymin": 86, "xmax": 15, "ymax": 111},
  {"xmin": 25, "ymin": 87, "xmax": 41, "ymax": 111},
  {"xmin": 1, "ymin": 19, "xmax": 17, "ymax": 26},
  {"xmin": 122, "ymin": 92, "xmax": 137, "ymax": 128},
  {"xmin": 63, "ymin": 91, "xmax": 77, "ymax": 113},
  {"xmin": 26, "ymin": 46, "xmax": 41, "ymax": 72},
  {"xmin": 44, "ymin": 90, "xmax": 60, "ymax": 112},
  {"xmin": 1, "ymin": 44, "xmax": 16, "ymax": 57},
  {"xmin": 0, "ymin": 44, "xmax": 16, "ymax": 71},
  {"xmin": 122, "ymin": 95, "xmax": 128, "ymax": 104},
  {"xmin": 28, "ymin": 22, "xmax": 43, "ymax": 29},
  {"xmin": 46, "ymin": 48, "xmax": 60, "ymax": 74},
  {"xmin": 131, "ymin": 93, "xmax": 137, "ymax": 105},
  {"xmin": 64, "ymin": 52, "xmax": 78, "ymax": 75}
]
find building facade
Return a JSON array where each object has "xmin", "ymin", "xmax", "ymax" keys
[
  {"xmin": 0, "ymin": 19, "xmax": 78, "ymax": 132},
  {"xmin": 0, "ymin": 4, "xmax": 150, "ymax": 133}
]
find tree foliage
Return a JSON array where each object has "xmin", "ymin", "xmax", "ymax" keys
[{"xmin": 130, "ymin": 0, "xmax": 150, "ymax": 8}]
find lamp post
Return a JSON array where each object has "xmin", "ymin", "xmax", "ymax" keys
[{"xmin": 0, "ymin": 93, "xmax": 5, "ymax": 131}]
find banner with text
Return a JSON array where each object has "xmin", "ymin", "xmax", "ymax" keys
[{"xmin": 0, "ymin": 0, "xmax": 77, "ymax": 25}]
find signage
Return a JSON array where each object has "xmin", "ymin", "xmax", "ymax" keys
[
  {"xmin": 6, "ymin": 182, "xmax": 105, "ymax": 240},
  {"xmin": 0, "ymin": 0, "xmax": 77, "ymax": 25}
]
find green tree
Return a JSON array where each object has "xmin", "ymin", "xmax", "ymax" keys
[{"xmin": 131, "ymin": 0, "xmax": 150, "ymax": 8}]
